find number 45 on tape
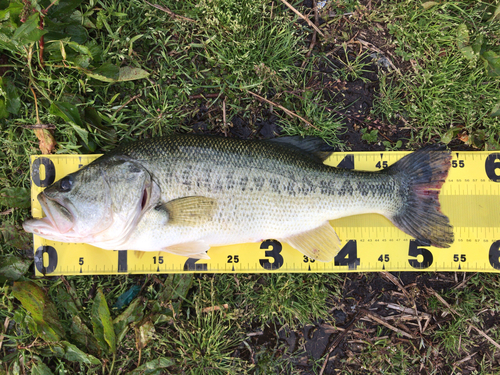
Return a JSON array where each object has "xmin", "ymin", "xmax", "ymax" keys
[{"xmin": 29, "ymin": 151, "xmax": 500, "ymax": 276}]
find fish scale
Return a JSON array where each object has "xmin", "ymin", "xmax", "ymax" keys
[{"xmin": 115, "ymin": 135, "xmax": 409, "ymax": 253}]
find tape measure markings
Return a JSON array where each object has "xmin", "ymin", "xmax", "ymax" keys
[{"xmin": 30, "ymin": 151, "xmax": 500, "ymax": 275}]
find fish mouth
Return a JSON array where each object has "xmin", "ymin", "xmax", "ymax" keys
[{"xmin": 36, "ymin": 193, "xmax": 75, "ymax": 234}]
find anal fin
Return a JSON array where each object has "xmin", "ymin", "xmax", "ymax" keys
[
  {"xmin": 282, "ymin": 222, "xmax": 341, "ymax": 262},
  {"xmin": 163, "ymin": 241, "xmax": 210, "ymax": 259}
]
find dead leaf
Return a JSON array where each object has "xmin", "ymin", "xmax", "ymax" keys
[
  {"xmin": 458, "ymin": 132, "xmax": 469, "ymax": 143},
  {"xmin": 35, "ymin": 128, "xmax": 56, "ymax": 154}
]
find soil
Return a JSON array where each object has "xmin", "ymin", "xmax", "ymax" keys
[{"xmin": 241, "ymin": 272, "xmax": 498, "ymax": 374}]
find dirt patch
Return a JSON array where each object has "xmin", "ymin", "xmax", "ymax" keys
[{"xmin": 240, "ymin": 272, "xmax": 499, "ymax": 374}]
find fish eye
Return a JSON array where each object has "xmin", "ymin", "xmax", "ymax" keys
[{"xmin": 59, "ymin": 176, "xmax": 73, "ymax": 192}]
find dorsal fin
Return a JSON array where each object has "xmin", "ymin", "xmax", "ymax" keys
[{"xmin": 266, "ymin": 136, "xmax": 333, "ymax": 163}]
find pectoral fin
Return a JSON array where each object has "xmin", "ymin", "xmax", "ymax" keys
[
  {"xmin": 163, "ymin": 240, "xmax": 210, "ymax": 259},
  {"xmin": 163, "ymin": 196, "xmax": 217, "ymax": 225},
  {"xmin": 282, "ymin": 222, "xmax": 341, "ymax": 262}
]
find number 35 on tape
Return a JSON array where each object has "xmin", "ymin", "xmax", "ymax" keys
[{"xmin": 29, "ymin": 151, "xmax": 500, "ymax": 276}]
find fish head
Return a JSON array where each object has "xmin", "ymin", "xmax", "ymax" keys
[{"xmin": 23, "ymin": 156, "xmax": 159, "ymax": 246}]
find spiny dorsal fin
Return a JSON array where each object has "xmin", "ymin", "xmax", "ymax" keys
[
  {"xmin": 266, "ymin": 136, "xmax": 333, "ymax": 163},
  {"xmin": 163, "ymin": 196, "xmax": 217, "ymax": 225},
  {"xmin": 281, "ymin": 222, "xmax": 341, "ymax": 262}
]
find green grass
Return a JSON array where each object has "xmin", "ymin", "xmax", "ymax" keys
[
  {"xmin": 372, "ymin": 1, "xmax": 500, "ymax": 148},
  {"xmin": 1, "ymin": 0, "xmax": 500, "ymax": 374}
]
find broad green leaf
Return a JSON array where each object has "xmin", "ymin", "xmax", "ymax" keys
[
  {"xmin": 12, "ymin": 281, "xmax": 65, "ymax": 342},
  {"xmin": 491, "ymin": 3, "xmax": 500, "ymax": 21},
  {"xmin": 0, "ymin": 255, "xmax": 31, "ymax": 282},
  {"xmin": 0, "ymin": 2, "xmax": 23, "ymax": 23},
  {"xmin": 421, "ymin": 1, "xmax": 439, "ymax": 10},
  {"xmin": 491, "ymin": 102, "xmax": 500, "ymax": 117},
  {"xmin": 49, "ymin": 0, "xmax": 84, "ymax": 20},
  {"xmin": 0, "ymin": 98, "xmax": 8, "ymax": 119},
  {"xmin": 136, "ymin": 321, "xmax": 155, "ymax": 350},
  {"xmin": 0, "ymin": 187, "xmax": 30, "ymax": 208},
  {"xmin": 71, "ymin": 55, "xmax": 91, "ymax": 68},
  {"xmin": 71, "ymin": 316, "xmax": 101, "ymax": 355},
  {"xmin": 456, "ymin": 24, "xmax": 477, "ymax": 63},
  {"xmin": 59, "ymin": 341, "xmax": 100, "ymax": 365},
  {"xmin": 66, "ymin": 24, "xmax": 87, "ymax": 44},
  {"xmin": 441, "ymin": 128, "xmax": 460, "ymax": 144},
  {"xmin": 31, "ymin": 360, "xmax": 54, "ymax": 375},
  {"xmin": 1, "ymin": 76, "xmax": 21, "ymax": 114},
  {"xmin": 66, "ymin": 41, "xmax": 92, "ymax": 57},
  {"xmin": 0, "ymin": 222, "xmax": 31, "ymax": 249},
  {"xmin": 456, "ymin": 23, "xmax": 469, "ymax": 49},
  {"xmin": 482, "ymin": 50, "xmax": 500, "ymax": 77},
  {"xmin": 49, "ymin": 101, "xmax": 88, "ymax": 145},
  {"xmin": 49, "ymin": 101, "xmax": 83, "ymax": 126},
  {"xmin": 38, "ymin": 341, "xmax": 100, "ymax": 365},
  {"xmin": 55, "ymin": 284, "xmax": 79, "ymax": 316},
  {"xmin": 126, "ymin": 358, "xmax": 175, "ymax": 375},
  {"xmin": 117, "ymin": 66, "xmax": 150, "ymax": 82},
  {"xmin": 84, "ymin": 64, "xmax": 149, "ymax": 82},
  {"xmin": 91, "ymin": 288, "xmax": 116, "ymax": 354},
  {"xmin": 85, "ymin": 62, "xmax": 119, "ymax": 82},
  {"xmin": 159, "ymin": 274, "xmax": 193, "ymax": 302},
  {"xmin": 70, "ymin": 122, "xmax": 90, "ymax": 146},
  {"xmin": 113, "ymin": 298, "xmax": 144, "ymax": 343},
  {"xmin": 486, "ymin": 137, "xmax": 500, "ymax": 151},
  {"xmin": 472, "ymin": 34, "xmax": 484, "ymax": 55},
  {"xmin": 12, "ymin": 13, "xmax": 47, "ymax": 45}
]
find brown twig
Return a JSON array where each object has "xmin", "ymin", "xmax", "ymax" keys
[
  {"xmin": 247, "ymin": 91, "xmax": 319, "ymax": 130},
  {"xmin": 279, "ymin": 0, "xmax": 324, "ymax": 37},
  {"xmin": 429, "ymin": 288, "xmax": 459, "ymax": 315},
  {"xmin": 0, "ymin": 317, "xmax": 9, "ymax": 351},
  {"xmin": 381, "ymin": 273, "xmax": 424, "ymax": 334},
  {"xmin": 0, "ymin": 208, "xmax": 14, "ymax": 215},
  {"xmin": 355, "ymin": 38, "xmax": 401, "ymax": 75},
  {"xmin": 430, "ymin": 289, "xmax": 500, "ymax": 350},
  {"xmin": 452, "ymin": 352, "xmax": 477, "ymax": 367},
  {"xmin": 222, "ymin": 96, "xmax": 227, "ymax": 136},
  {"xmin": 201, "ymin": 304, "xmax": 229, "ymax": 313},
  {"xmin": 38, "ymin": 17, "xmax": 44, "ymax": 67},
  {"xmin": 319, "ymin": 310, "xmax": 365, "ymax": 375},
  {"xmin": 19, "ymin": 123, "xmax": 56, "ymax": 129},
  {"xmin": 470, "ymin": 324, "xmax": 500, "ymax": 351},
  {"xmin": 113, "ymin": 94, "xmax": 141, "ymax": 114},
  {"xmin": 301, "ymin": 0, "xmax": 319, "ymax": 68},
  {"xmin": 143, "ymin": 0, "xmax": 195, "ymax": 22},
  {"xmin": 363, "ymin": 311, "xmax": 416, "ymax": 339},
  {"xmin": 188, "ymin": 93, "xmax": 220, "ymax": 100}
]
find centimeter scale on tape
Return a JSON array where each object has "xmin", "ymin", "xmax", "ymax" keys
[{"xmin": 29, "ymin": 151, "xmax": 500, "ymax": 276}]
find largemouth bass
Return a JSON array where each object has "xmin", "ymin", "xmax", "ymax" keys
[{"xmin": 23, "ymin": 134, "xmax": 454, "ymax": 262}]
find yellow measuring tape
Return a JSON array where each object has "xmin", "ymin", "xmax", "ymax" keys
[{"xmin": 29, "ymin": 151, "xmax": 500, "ymax": 276}]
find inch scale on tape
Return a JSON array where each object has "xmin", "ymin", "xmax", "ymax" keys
[{"xmin": 29, "ymin": 151, "xmax": 500, "ymax": 276}]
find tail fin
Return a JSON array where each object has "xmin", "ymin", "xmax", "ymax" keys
[{"xmin": 389, "ymin": 147, "xmax": 454, "ymax": 248}]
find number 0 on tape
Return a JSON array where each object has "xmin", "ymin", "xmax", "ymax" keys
[{"xmin": 29, "ymin": 151, "xmax": 500, "ymax": 275}]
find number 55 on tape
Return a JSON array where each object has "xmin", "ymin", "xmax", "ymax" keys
[{"xmin": 28, "ymin": 151, "xmax": 500, "ymax": 276}]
